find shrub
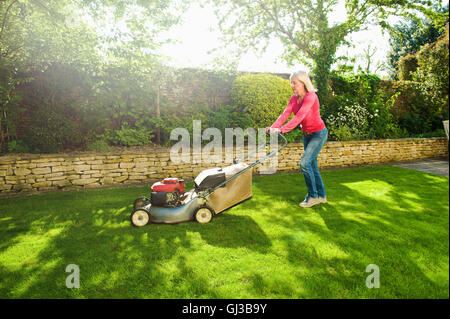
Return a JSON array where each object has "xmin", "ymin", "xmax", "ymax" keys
[
  {"xmin": 329, "ymin": 73, "xmax": 381, "ymax": 104},
  {"xmin": 101, "ymin": 122, "xmax": 154, "ymax": 147},
  {"xmin": 327, "ymin": 73, "xmax": 414, "ymax": 139},
  {"xmin": 230, "ymin": 73, "xmax": 292, "ymax": 128},
  {"xmin": 412, "ymin": 23, "xmax": 449, "ymax": 117},
  {"xmin": 7, "ymin": 140, "xmax": 30, "ymax": 153},
  {"xmin": 398, "ymin": 54, "xmax": 418, "ymax": 81},
  {"xmin": 366, "ymin": 92, "xmax": 406, "ymax": 139},
  {"xmin": 329, "ymin": 125, "xmax": 354, "ymax": 141},
  {"xmin": 158, "ymin": 110, "xmax": 208, "ymax": 147},
  {"xmin": 23, "ymin": 107, "xmax": 84, "ymax": 153},
  {"xmin": 388, "ymin": 24, "xmax": 449, "ymax": 135},
  {"xmin": 389, "ymin": 80, "xmax": 445, "ymax": 134},
  {"xmin": 202, "ymin": 105, "xmax": 254, "ymax": 132},
  {"xmin": 323, "ymin": 95, "xmax": 375, "ymax": 140},
  {"xmin": 86, "ymin": 139, "xmax": 114, "ymax": 152},
  {"xmin": 283, "ymin": 128, "xmax": 304, "ymax": 143}
]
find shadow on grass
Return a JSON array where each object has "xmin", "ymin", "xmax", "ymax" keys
[
  {"xmin": 247, "ymin": 165, "xmax": 449, "ymax": 298},
  {"xmin": 0, "ymin": 165, "xmax": 448, "ymax": 298},
  {"xmin": 0, "ymin": 186, "xmax": 271, "ymax": 298}
]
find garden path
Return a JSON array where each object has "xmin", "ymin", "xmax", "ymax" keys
[{"xmin": 391, "ymin": 157, "xmax": 449, "ymax": 177}]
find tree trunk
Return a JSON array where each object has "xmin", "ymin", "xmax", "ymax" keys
[
  {"xmin": 4, "ymin": 109, "xmax": 8, "ymax": 143},
  {"xmin": 156, "ymin": 84, "xmax": 161, "ymax": 145},
  {"xmin": 313, "ymin": 57, "xmax": 332, "ymax": 104},
  {"xmin": 0, "ymin": 112, "xmax": 4, "ymax": 151}
]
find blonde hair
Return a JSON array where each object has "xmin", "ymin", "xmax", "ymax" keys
[{"xmin": 289, "ymin": 71, "xmax": 317, "ymax": 92}]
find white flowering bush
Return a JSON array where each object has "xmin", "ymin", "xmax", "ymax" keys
[
  {"xmin": 323, "ymin": 96, "xmax": 376, "ymax": 140},
  {"xmin": 325, "ymin": 72, "xmax": 414, "ymax": 140}
]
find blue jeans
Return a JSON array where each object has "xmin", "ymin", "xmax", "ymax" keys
[{"xmin": 300, "ymin": 127, "xmax": 328, "ymax": 198}]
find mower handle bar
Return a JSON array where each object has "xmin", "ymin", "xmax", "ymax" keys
[
  {"xmin": 200, "ymin": 132, "xmax": 287, "ymax": 198},
  {"xmin": 233, "ymin": 131, "xmax": 287, "ymax": 165}
]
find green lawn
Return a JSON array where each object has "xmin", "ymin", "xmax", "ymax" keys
[{"xmin": 0, "ymin": 165, "xmax": 448, "ymax": 298}]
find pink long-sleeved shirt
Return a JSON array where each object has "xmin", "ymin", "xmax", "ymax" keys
[{"xmin": 271, "ymin": 92, "xmax": 325, "ymax": 134}]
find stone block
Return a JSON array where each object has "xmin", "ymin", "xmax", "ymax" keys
[
  {"xmin": 14, "ymin": 168, "xmax": 32, "ymax": 176},
  {"xmin": 32, "ymin": 167, "xmax": 51, "ymax": 175},
  {"xmin": 86, "ymin": 160, "xmax": 104, "ymax": 165},
  {"xmin": 52, "ymin": 165, "xmax": 71, "ymax": 173},
  {"xmin": 73, "ymin": 165, "xmax": 91, "ymax": 172},
  {"xmin": 15, "ymin": 163, "xmax": 37, "ymax": 169},
  {"xmin": 91, "ymin": 164, "xmax": 119, "ymax": 170},
  {"xmin": 36, "ymin": 162, "xmax": 62, "ymax": 168},
  {"xmin": 32, "ymin": 181, "xmax": 52, "ymax": 188},
  {"xmin": 101, "ymin": 177, "xmax": 114, "ymax": 185},
  {"xmin": 47, "ymin": 175, "xmax": 67, "ymax": 181},
  {"xmin": 120, "ymin": 162, "xmax": 136, "ymax": 169},
  {"xmin": 114, "ymin": 175, "xmax": 129, "ymax": 183},
  {"xmin": 71, "ymin": 178, "xmax": 100, "ymax": 186},
  {"xmin": 52, "ymin": 180, "xmax": 72, "ymax": 187}
]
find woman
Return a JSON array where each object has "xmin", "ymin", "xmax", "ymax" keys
[{"xmin": 266, "ymin": 71, "xmax": 328, "ymax": 208}]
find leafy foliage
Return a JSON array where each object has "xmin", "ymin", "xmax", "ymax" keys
[
  {"xmin": 85, "ymin": 139, "xmax": 114, "ymax": 152},
  {"xmin": 230, "ymin": 74, "xmax": 292, "ymax": 128},
  {"xmin": 387, "ymin": 4, "xmax": 448, "ymax": 78},
  {"xmin": 323, "ymin": 95, "xmax": 375, "ymax": 140},
  {"xmin": 207, "ymin": 0, "xmax": 442, "ymax": 101},
  {"xmin": 23, "ymin": 106, "xmax": 84, "ymax": 153},
  {"xmin": 7, "ymin": 140, "xmax": 30, "ymax": 154},
  {"xmin": 385, "ymin": 23, "xmax": 449, "ymax": 136},
  {"xmin": 202, "ymin": 105, "xmax": 254, "ymax": 132},
  {"xmin": 0, "ymin": 60, "xmax": 26, "ymax": 151},
  {"xmin": 101, "ymin": 123, "xmax": 155, "ymax": 147},
  {"xmin": 0, "ymin": 0, "xmax": 187, "ymax": 153},
  {"xmin": 323, "ymin": 73, "xmax": 407, "ymax": 140},
  {"xmin": 412, "ymin": 23, "xmax": 449, "ymax": 115},
  {"xmin": 397, "ymin": 54, "xmax": 419, "ymax": 80},
  {"xmin": 1, "ymin": 1, "xmax": 448, "ymax": 152}
]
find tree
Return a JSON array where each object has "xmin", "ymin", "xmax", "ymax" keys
[
  {"xmin": 0, "ymin": 0, "xmax": 102, "ymax": 151},
  {"xmin": 0, "ymin": 0, "xmax": 188, "ymax": 151},
  {"xmin": 387, "ymin": 4, "xmax": 448, "ymax": 79},
  {"xmin": 78, "ymin": 0, "xmax": 188, "ymax": 64},
  {"xmin": 412, "ymin": 23, "xmax": 449, "ymax": 119},
  {"xmin": 206, "ymin": 0, "xmax": 447, "ymax": 101},
  {"xmin": 334, "ymin": 41, "xmax": 387, "ymax": 75},
  {"xmin": 357, "ymin": 43, "xmax": 386, "ymax": 74}
]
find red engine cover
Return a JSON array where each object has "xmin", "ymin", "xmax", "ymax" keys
[
  {"xmin": 162, "ymin": 178, "xmax": 179, "ymax": 184},
  {"xmin": 151, "ymin": 178, "xmax": 185, "ymax": 193}
]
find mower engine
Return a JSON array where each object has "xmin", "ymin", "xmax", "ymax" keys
[{"xmin": 151, "ymin": 178, "xmax": 185, "ymax": 207}]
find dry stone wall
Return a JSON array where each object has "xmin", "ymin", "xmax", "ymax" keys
[{"xmin": 0, "ymin": 137, "xmax": 447, "ymax": 196}]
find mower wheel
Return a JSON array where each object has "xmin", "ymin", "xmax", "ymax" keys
[
  {"xmin": 130, "ymin": 209, "xmax": 150, "ymax": 227},
  {"xmin": 134, "ymin": 196, "xmax": 151, "ymax": 210},
  {"xmin": 194, "ymin": 206, "xmax": 214, "ymax": 224}
]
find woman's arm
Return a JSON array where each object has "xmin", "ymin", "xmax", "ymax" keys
[
  {"xmin": 279, "ymin": 93, "xmax": 316, "ymax": 134},
  {"xmin": 270, "ymin": 97, "xmax": 294, "ymax": 129}
]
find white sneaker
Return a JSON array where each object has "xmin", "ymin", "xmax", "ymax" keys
[
  {"xmin": 318, "ymin": 196, "xmax": 327, "ymax": 204},
  {"xmin": 299, "ymin": 196, "xmax": 321, "ymax": 208}
]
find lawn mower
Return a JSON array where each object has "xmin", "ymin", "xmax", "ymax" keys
[{"xmin": 130, "ymin": 132, "xmax": 287, "ymax": 227}]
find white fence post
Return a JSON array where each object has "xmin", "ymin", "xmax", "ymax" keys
[{"xmin": 444, "ymin": 120, "xmax": 449, "ymax": 140}]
